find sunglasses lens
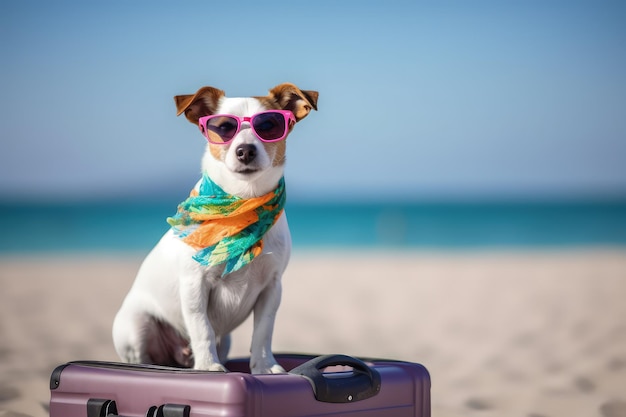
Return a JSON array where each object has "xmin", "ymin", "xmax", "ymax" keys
[
  {"xmin": 206, "ymin": 116, "xmax": 238, "ymax": 143},
  {"xmin": 252, "ymin": 112, "xmax": 286, "ymax": 141}
]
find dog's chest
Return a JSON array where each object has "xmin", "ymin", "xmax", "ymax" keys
[{"xmin": 204, "ymin": 254, "xmax": 278, "ymax": 334}]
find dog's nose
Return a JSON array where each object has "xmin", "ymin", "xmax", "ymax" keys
[{"xmin": 236, "ymin": 144, "xmax": 257, "ymax": 164}]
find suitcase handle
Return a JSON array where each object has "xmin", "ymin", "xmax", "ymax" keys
[
  {"xmin": 290, "ymin": 354, "xmax": 381, "ymax": 403},
  {"xmin": 87, "ymin": 399, "xmax": 189, "ymax": 417}
]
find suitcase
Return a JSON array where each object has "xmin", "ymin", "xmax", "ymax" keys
[{"xmin": 49, "ymin": 353, "xmax": 430, "ymax": 417}]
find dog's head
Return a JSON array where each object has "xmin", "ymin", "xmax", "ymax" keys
[{"xmin": 174, "ymin": 83, "xmax": 318, "ymax": 196}]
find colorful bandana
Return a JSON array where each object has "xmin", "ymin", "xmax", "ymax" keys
[{"xmin": 167, "ymin": 174, "xmax": 286, "ymax": 276}]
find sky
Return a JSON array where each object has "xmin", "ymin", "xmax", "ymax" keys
[{"xmin": 1, "ymin": 1, "xmax": 625, "ymax": 202}]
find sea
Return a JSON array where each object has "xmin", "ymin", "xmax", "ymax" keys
[{"xmin": 1, "ymin": 198, "xmax": 625, "ymax": 254}]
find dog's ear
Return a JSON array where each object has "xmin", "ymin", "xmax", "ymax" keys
[
  {"xmin": 174, "ymin": 86, "xmax": 225, "ymax": 125},
  {"xmin": 267, "ymin": 83, "xmax": 319, "ymax": 121}
]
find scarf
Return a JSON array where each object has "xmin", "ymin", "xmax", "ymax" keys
[{"xmin": 167, "ymin": 174, "xmax": 286, "ymax": 277}]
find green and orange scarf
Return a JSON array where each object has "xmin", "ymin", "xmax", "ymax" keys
[{"xmin": 167, "ymin": 174, "xmax": 286, "ymax": 276}]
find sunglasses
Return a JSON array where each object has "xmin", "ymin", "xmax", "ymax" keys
[{"xmin": 198, "ymin": 110, "xmax": 296, "ymax": 145}]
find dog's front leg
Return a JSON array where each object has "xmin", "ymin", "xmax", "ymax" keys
[
  {"xmin": 179, "ymin": 269, "xmax": 226, "ymax": 372},
  {"xmin": 250, "ymin": 276, "xmax": 285, "ymax": 374}
]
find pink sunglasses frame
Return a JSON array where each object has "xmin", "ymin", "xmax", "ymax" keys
[{"xmin": 198, "ymin": 110, "xmax": 296, "ymax": 145}]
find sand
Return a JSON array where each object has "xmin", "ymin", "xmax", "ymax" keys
[{"xmin": 1, "ymin": 249, "xmax": 626, "ymax": 417}]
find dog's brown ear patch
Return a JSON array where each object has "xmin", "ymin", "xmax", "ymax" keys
[
  {"xmin": 265, "ymin": 83, "xmax": 319, "ymax": 121},
  {"xmin": 174, "ymin": 86, "xmax": 225, "ymax": 125}
]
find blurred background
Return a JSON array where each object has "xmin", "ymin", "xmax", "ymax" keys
[
  {"xmin": 2, "ymin": 3, "xmax": 626, "ymax": 416},
  {"xmin": 1, "ymin": 0, "xmax": 625, "ymax": 253}
]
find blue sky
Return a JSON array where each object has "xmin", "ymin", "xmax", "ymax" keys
[{"xmin": 1, "ymin": 1, "xmax": 625, "ymax": 202}]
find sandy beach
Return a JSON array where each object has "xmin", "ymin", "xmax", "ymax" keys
[{"xmin": 1, "ymin": 249, "xmax": 626, "ymax": 417}]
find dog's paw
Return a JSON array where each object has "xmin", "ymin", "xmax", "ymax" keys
[
  {"xmin": 194, "ymin": 362, "xmax": 228, "ymax": 372},
  {"xmin": 267, "ymin": 363, "xmax": 287, "ymax": 374},
  {"xmin": 251, "ymin": 362, "xmax": 286, "ymax": 375},
  {"xmin": 208, "ymin": 362, "xmax": 228, "ymax": 372}
]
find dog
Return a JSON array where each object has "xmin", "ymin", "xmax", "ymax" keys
[{"xmin": 112, "ymin": 83, "xmax": 318, "ymax": 373}]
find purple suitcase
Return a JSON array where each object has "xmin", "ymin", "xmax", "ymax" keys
[{"xmin": 49, "ymin": 354, "xmax": 430, "ymax": 417}]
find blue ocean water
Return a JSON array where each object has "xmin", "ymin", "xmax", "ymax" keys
[{"xmin": 0, "ymin": 199, "xmax": 625, "ymax": 253}]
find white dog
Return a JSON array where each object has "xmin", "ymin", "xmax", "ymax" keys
[{"xmin": 113, "ymin": 83, "xmax": 318, "ymax": 373}]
